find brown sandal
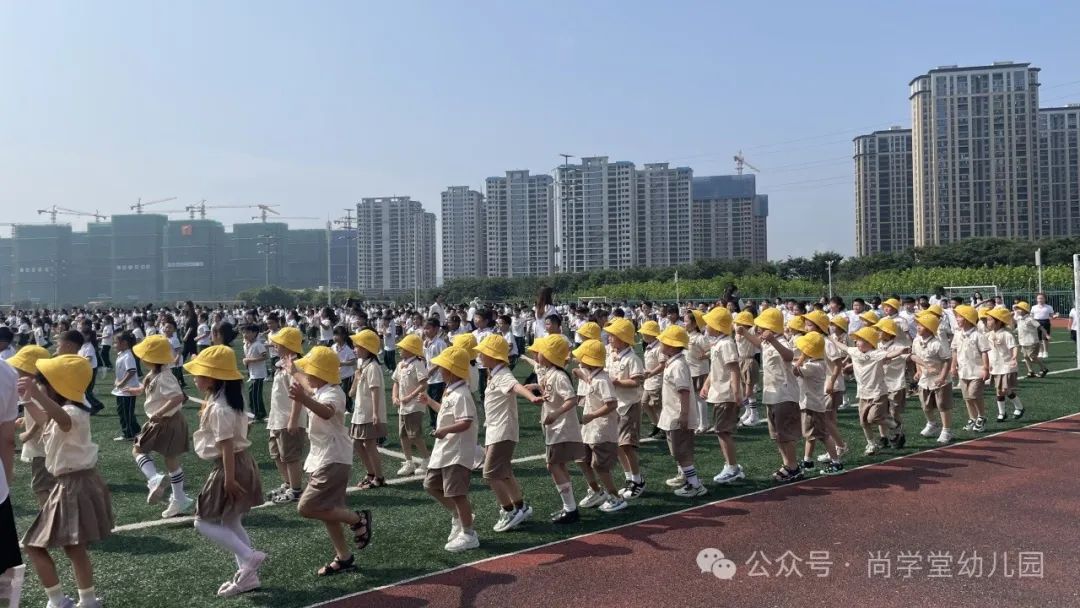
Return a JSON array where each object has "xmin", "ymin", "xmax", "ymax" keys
[
  {"xmin": 317, "ymin": 555, "xmax": 356, "ymax": 576},
  {"xmin": 351, "ymin": 509, "xmax": 373, "ymax": 549}
]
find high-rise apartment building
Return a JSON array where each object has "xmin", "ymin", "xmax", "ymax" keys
[
  {"xmin": 1038, "ymin": 104, "xmax": 1080, "ymax": 237},
  {"xmin": 635, "ymin": 163, "xmax": 694, "ymax": 267},
  {"xmin": 910, "ymin": 62, "xmax": 1041, "ymax": 246},
  {"xmin": 691, "ymin": 175, "xmax": 768, "ymax": 263},
  {"xmin": 854, "ymin": 127, "xmax": 915, "ymax": 255},
  {"xmin": 441, "ymin": 186, "xmax": 486, "ymax": 281},
  {"xmin": 554, "ymin": 156, "xmax": 636, "ymax": 273},
  {"xmin": 485, "ymin": 171, "xmax": 554, "ymax": 277},
  {"xmin": 357, "ymin": 196, "xmax": 436, "ymax": 298}
]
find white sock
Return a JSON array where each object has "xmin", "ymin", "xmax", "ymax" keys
[
  {"xmin": 45, "ymin": 584, "xmax": 65, "ymax": 606},
  {"xmin": 631, "ymin": 473, "xmax": 642, "ymax": 483},
  {"xmin": 680, "ymin": 465, "xmax": 700, "ymax": 487},
  {"xmin": 1011, "ymin": 396, "xmax": 1023, "ymax": 411},
  {"xmin": 169, "ymin": 468, "xmax": 186, "ymax": 499},
  {"xmin": 194, "ymin": 518, "xmax": 254, "ymax": 566},
  {"xmin": 623, "ymin": 471, "xmax": 632, "ymax": 481},
  {"xmin": 557, "ymin": 482, "xmax": 576, "ymax": 511},
  {"xmin": 136, "ymin": 454, "xmax": 158, "ymax": 480},
  {"xmin": 996, "ymin": 398, "xmax": 1007, "ymax": 416},
  {"xmin": 723, "ymin": 464, "xmax": 737, "ymax": 474},
  {"xmin": 78, "ymin": 587, "xmax": 96, "ymax": 604}
]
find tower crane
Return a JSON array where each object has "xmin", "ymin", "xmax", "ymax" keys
[
  {"xmin": 733, "ymin": 151, "xmax": 760, "ymax": 175},
  {"xmin": 36, "ymin": 205, "xmax": 109, "ymax": 223},
  {"xmin": 184, "ymin": 200, "xmax": 260, "ymax": 220},
  {"xmin": 333, "ymin": 208, "xmax": 355, "ymax": 230},
  {"xmin": 130, "ymin": 196, "xmax": 178, "ymax": 214},
  {"xmin": 253, "ymin": 204, "xmax": 281, "ymax": 223},
  {"xmin": 250, "ymin": 215, "xmax": 318, "ymax": 222}
]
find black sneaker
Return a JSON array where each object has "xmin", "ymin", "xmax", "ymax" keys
[
  {"xmin": 996, "ymin": 413, "xmax": 1007, "ymax": 422},
  {"xmin": 818, "ymin": 461, "xmax": 844, "ymax": 475},
  {"xmin": 1039, "ymin": 369, "xmax": 1049, "ymax": 378},
  {"xmin": 551, "ymin": 508, "xmax": 580, "ymax": 524},
  {"xmin": 1014, "ymin": 409, "xmax": 1025, "ymax": 420},
  {"xmin": 891, "ymin": 431, "xmax": 906, "ymax": 449},
  {"xmin": 876, "ymin": 436, "xmax": 890, "ymax": 450},
  {"xmin": 973, "ymin": 417, "xmax": 986, "ymax": 432},
  {"xmin": 647, "ymin": 427, "xmax": 662, "ymax": 438},
  {"xmin": 800, "ymin": 460, "xmax": 814, "ymax": 470}
]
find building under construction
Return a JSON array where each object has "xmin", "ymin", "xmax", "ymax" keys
[
  {"xmin": 110, "ymin": 214, "xmax": 169, "ymax": 304},
  {"xmin": 11, "ymin": 224, "xmax": 73, "ymax": 305},
  {"xmin": 162, "ymin": 219, "xmax": 228, "ymax": 302},
  {"xmin": 229, "ymin": 222, "xmax": 290, "ymax": 295}
]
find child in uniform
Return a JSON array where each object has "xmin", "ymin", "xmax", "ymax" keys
[
  {"xmin": 130, "ymin": 335, "xmax": 193, "ymax": 518},
  {"xmin": 874, "ymin": 318, "xmax": 909, "ymax": 446},
  {"xmin": 700, "ymin": 307, "xmax": 744, "ymax": 484},
  {"xmin": 111, "ymin": 331, "xmax": 141, "ymax": 441},
  {"xmin": 951, "ymin": 305, "xmax": 991, "ymax": 433},
  {"xmin": 734, "ymin": 311, "xmax": 763, "ymax": 426},
  {"xmin": 241, "ymin": 324, "xmax": 268, "ymax": 422},
  {"xmin": 392, "ymin": 334, "xmax": 430, "ymax": 477},
  {"xmin": 818, "ymin": 315, "xmax": 850, "ymax": 462},
  {"xmin": 523, "ymin": 335, "xmax": 584, "ymax": 524},
  {"xmin": 332, "ymin": 326, "xmax": 357, "ymax": 413},
  {"xmin": 656, "ymin": 326, "xmax": 706, "ymax": 496},
  {"xmin": 185, "ymin": 346, "xmax": 266, "ymax": 597},
  {"xmin": 639, "ymin": 321, "xmax": 666, "ymax": 439},
  {"xmin": 349, "ymin": 329, "xmax": 386, "ymax": 489},
  {"xmin": 985, "ymin": 308, "xmax": 1023, "ymax": 422},
  {"xmin": 451, "ymin": 333, "xmax": 481, "ymax": 396},
  {"xmin": 421, "ymin": 346, "xmax": 480, "ymax": 553},
  {"xmin": 287, "ymin": 346, "xmax": 372, "ymax": 576},
  {"xmin": 685, "ymin": 311, "xmax": 710, "ymax": 434},
  {"xmin": 11, "ymin": 346, "xmax": 54, "ymax": 507},
  {"xmin": 572, "ymin": 339, "xmax": 627, "ymax": 512},
  {"xmin": 911, "ymin": 312, "xmax": 954, "ymax": 444},
  {"xmin": 19, "ymin": 355, "xmax": 113, "ymax": 608},
  {"xmin": 827, "ymin": 328, "xmax": 906, "ymax": 455},
  {"xmin": 266, "ymin": 327, "xmax": 308, "ymax": 504},
  {"xmin": 792, "ymin": 333, "xmax": 843, "ymax": 475},
  {"xmin": 423, "ymin": 318, "xmax": 449, "ymax": 432},
  {"xmin": 1013, "ymin": 302, "xmax": 1049, "ymax": 378},
  {"xmin": 602, "ymin": 318, "xmax": 646, "ymax": 499}
]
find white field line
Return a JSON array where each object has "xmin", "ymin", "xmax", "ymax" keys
[{"xmin": 307, "ymin": 408, "xmax": 1080, "ymax": 607}]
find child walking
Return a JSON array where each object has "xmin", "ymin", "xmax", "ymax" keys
[
  {"xmin": 874, "ymin": 318, "xmax": 910, "ymax": 446},
  {"xmin": 130, "ymin": 335, "xmax": 193, "ymax": 518},
  {"xmin": 391, "ymin": 334, "xmax": 430, "ymax": 477},
  {"xmin": 828, "ymin": 328, "xmax": 906, "ymax": 455},
  {"xmin": 821, "ymin": 315, "xmax": 850, "ymax": 460},
  {"xmin": 951, "ymin": 305, "xmax": 991, "ymax": 433},
  {"xmin": 241, "ymin": 324, "xmax": 268, "ymax": 422},
  {"xmin": 185, "ymin": 346, "xmax": 266, "ymax": 597},
  {"xmin": 572, "ymin": 339, "xmax": 627, "ymax": 512},
  {"xmin": 349, "ymin": 329, "xmax": 386, "ymax": 489},
  {"xmin": 911, "ymin": 312, "xmax": 954, "ymax": 444},
  {"xmin": 734, "ymin": 311, "xmax": 763, "ymax": 426},
  {"xmin": 792, "ymin": 333, "xmax": 843, "ymax": 475},
  {"xmin": 685, "ymin": 310, "xmax": 711, "ymax": 433},
  {"xmin": 657, "ymin": 326, "xmax": 706, "ymax": 496},
  {"xmin": 985, "ymin": 308, "xmax": 1023, "ymax": 422},
  {"xmin": 638, "ymin": 321, "xmax": 666, "ymax": 439},
  {"xmin": 10, "ymin": 346, "xmax": 54, "ymax": 507},
  {"xmin": 111, "ymin": 331, "xmax": 141, "ymax": 441},
  {"xmin": 700, "ymin": 307, "xmax": 745, "ymax": 484},
  {"xmin": 421, "ymin": 346, "xmax": 480, "ymax": 552},
  {"xmin": 19, "ymin": 354, "xmax": 114, "ymax": 608},
  {"xmin": 266, "ymin": 327, "xmax": 308, "ymax": 504},
  {"xmin": 602, "ymin": 318, "xmax": 646, "ymax": 499},
  {"xmin": 332, "ymin": 327, "xmax": 358, "ymax": 413},
  {"xmin": 1013, "ymin": 302, "xmax": 1049, "ymax": 378},
  {"xmin": 287, "ymin": 346, "xmax": 372, "ymax": 576}
]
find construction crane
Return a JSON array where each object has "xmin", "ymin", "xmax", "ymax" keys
[
  {"xmin": 251, "ymin": 215, "xmax": 318, "ymax": 222},
  {"xmin": 184, "ymin": 200, "xmax": 260, "ymax": 220},
  {"xmin": 333, "ymin": 208, "xmax": 355, "ymax": 230},
  {"xmin": 36, "ymin": 205, "xmax": 108, "ymax": 223},
  {"xmin": 130, "ymin": 196, "xmax": 178, "ymax": 214},
  {"xmin": 733, "ymin": 151, "xmax": 760, "ymax": 175},
  {"xmin": 253, "ymin": 204, "xmax": 281, "ymax": 223}
]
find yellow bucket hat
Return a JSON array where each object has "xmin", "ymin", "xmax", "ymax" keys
[
  {"xmin": 658, "ymin": 325, "xmax": 690, "ymax": 348},
  {"xmin": 754, "ymin": 308, "xmax": 784, "ymax": 334},
  {"xmin": 572, "ymin": 339, "xmax": 607, "ymax": 367},
  {"xmin": 794, "ymin": 332, "xmax": 825, "ymax": 360},
  {"xmin": 476, "ymin": 334, "xmax": 510, "ymax": 364},
  {"xmin": 926, "ymin": 304, "xmax": 944, "ymax": 317},
  {"xmin": 734, "ymin": 310, "xmax": 755, "ymax": 327},
  {"xmin": 451, "ymin": 333, "xmax": 478, "ymax": 359},
  {"xmin": 294, "ymin": 345, "xmax": 341, "ymax": 385},
  {"xmin": 37, "ymin": 354, "xmax": 91, "ymax": 403},
  {"xmin": 853, "ymin": 327, "xmax": 880, "ymax": 349},
  {"xmin": 874, "ymin": 318, "xmax": 899, "ymax": 337},
  {"xmin": 690, "ymin": 309, "xmax": 707, "ymax": 331},
  {"xmin": 859, "ymin": 310, "xmax": 880, "ymax": 325},
  {"xmin": 528, "ymin": 334, "xmax": 570, "ymax": 367},
  {"xmin": 133, "ymin": 334, "xmax": 174, "ymax": 366},
  {"xmin": 576, "ymin": 322, "xmax": 601, "ymax": 341},
  {"xmin": 637, "ymin": 320, "xmax": 661, "ymax": 337},
  {"xmin": 183, "ymin": 344, "xmax": 243, "ymax": 381},
  {"xmin": 954, "ymin": 304, "xmax": 978, "ymax": 326},
  {"xmin": 915, "ymin": 312, "xmax": 940, "ymax": 334},
  {"xmin": 1012, "ymin": 301, "xmax": 1031, "ymax": 314},
  {"xmin": 269, "ymin": 327, "xmax": 303, "ymax": 355},
  {"xmin": 804, "ymin": 310, "xmax": 830, "ymax": 333},
  {"xmin": 830, "ymin": 314, "xmax": 849, "ymax": 332},
  {"xmin": 703, "ymin": 307, "xmax": 733, "ymax": 335},
  {"xmin": 7, "ymin": 345, "xmax": 50, "ymax": 375},
  {"xmin": 604, "ymin": 318, "xmax": 637, "ymax": 345},
  {"xmin": 786, "ymin": 315, "xmax": 806, "ymax": 333},
  {"xmin": 987, "ymin": 307, "xmax": 1013, "ymax": 327},
  {"xmin": 397, "ymin": 334, "xmax": 424, "ymax": 358},
  {"xmin": 432, "ymin": 345, "xmax": 472, "ymax": 380},
  {"xmin": 882, "ymin": 298, "xmax": 901, "ymax": 313},
  {"xmin": 350, "ymin": 329, "xmax": 381, "ymax": 356}
]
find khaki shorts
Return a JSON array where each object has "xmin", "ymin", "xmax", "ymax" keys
[
  {"xmin": 482, "ymin": 440, "xmax": 517, "ymax": 480},
  {"xmin": 350, "ymin": 422, "xmax": 388, "ymax": 441},
  {"xmin": 766, "ymin": 402, "xmax": 801, "ymax": 443},
  {"xmin": 859, "ymin": 396, "xmax": 890, "ymax": 427},
  {"xmin": 643, "ymin": 389, "xmax": 661, "ymax": 414},
  {"xmin": 828, "ymin": 392, "xmax": 843, "ymax": 412},
  {"xmin": 1021, "ymin": 345, "xmax": 1040, "ymax": 360},
  {"xmin": 577, "ymin": 442, "xmax": 617, "ymax": 472},
  {"xmin": 546, "ymin": 441, "xmax": 586, "ymax": 465},
  {"xmin": 709, "ymin": 401, "xmax": 740, "ymax": 436},
  {"xmin": 665, "ymin": 429, "xmax": 695, "ymax": 463},
  {"xmin": 887, "ymin": 389, "xmax": 907, "ymax": 421},
  {"xmin": 993, "ymin": 372, "xmax": 1017, "ymax": 393},
  {"xmin": 618, "ymin": 402, "xmax": 642, "ymax": 447},
  {"xmin": 740, "ymin": 359, "xmax": 758, "ymax": 388},
  {"xmin": 920, "ymin": 385, "xmax": 953, "ymax": 412},
  {"xmin": 424, "ymin": 465, "xmax": 471, "ymax": 498},
  {"xmin": 297, "ymin": 462, "xmax": 350, "ymax": 513},
  {"xmin": 801, "ymin": 409, "xmax": 830, "ymax": 441},
  {"xmin": 960, "ymin": 378, "xmax": 985, "ymax": 402},
  {"xmin": 268, "ymin": 428, "xmax": 307, "ymax": 464},
  {"xmin": 398, "ymin": 412, "xmax": 424, "ymax": 440}
]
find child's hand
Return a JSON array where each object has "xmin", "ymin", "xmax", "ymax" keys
[
  {"xmin": 17, "ymin": 376, "xmax": 40, "ymax": 400},
  {"xmin": 698, "ymin": 387, "xmax": 708, "ymax": 400},
  {"xmin": 224, "ymin": 478, "xmax": 246, "ymax": 500},
  {"xmin": 760, "ymin": 330, "xmax": 775, "ymax": 341},
  {"xmin": 433, "ymin": 428, "xmax": 448, "ymax": 439},
  {"xmin": 581, "ymin": 413, "xmax": 594, "ymax": 424},
  {"xmin": 543, "ymin": 414, "xmax": 557, "ymax": 426},
  {"xmin": 527, "ymin": 394, "xmax": 543, "ymax": 405},
  {"xmin": 286, "ymin": 381, "xmax": 307, "ymax": 402}
]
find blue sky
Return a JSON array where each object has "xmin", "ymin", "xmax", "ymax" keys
[{"xmin": 2, "ymin": 1, "xmax": 1079, "ymax": 261}]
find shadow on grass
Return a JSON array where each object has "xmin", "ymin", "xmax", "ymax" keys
[{"xmin": 96, "ymin": 533, "xmax": 189, "ymax": 556}]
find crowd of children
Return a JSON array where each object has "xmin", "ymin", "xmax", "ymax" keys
[{"xmin": 0, "ymin": 290, "xmax": 1068, "ymax": 605}]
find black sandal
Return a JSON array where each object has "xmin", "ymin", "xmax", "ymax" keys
[
  {"xmin": 356, "ymin": 477, "xmax": 375, "ymax": 490},
  {"xmin": 351, "ymin": 510, "xmax": 373, "ymax": 550},
  {"xmin": 317, "ymin": 555, "xmax": 356, "ymax": 576},
  {"xmin": 370, "ymin": 477, "xmax": 386, "ymax": 488}
]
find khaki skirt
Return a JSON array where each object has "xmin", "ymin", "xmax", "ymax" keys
[
  {"xmin": 30, "ymin": 456, "xmax": 57, "ymax": 498},
  {"xmin": 22, "ymin": 468, "xmax": 114, "ymax": 548},
  {"xmin": 350, "ymin": 422, "xmax": 388, "ymax": 441},
  {"xmin": 298, "ymin": 462, "xmax": 351, "ymax": 513},
  {"xmin": 196, "ymin": 450, "xmax": 264, "ymax": 520},
  {"xmin": 135, "ymin": 414, "xmax": 191, "ymax": 458}
]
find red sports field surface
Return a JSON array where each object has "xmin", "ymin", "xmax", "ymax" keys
[{"xmin": 321, "ymin": 415, "xmax": 1080, "ymax": 608}]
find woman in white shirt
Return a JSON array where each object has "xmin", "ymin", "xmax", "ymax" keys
[
  {"xmin": 533, "ymin": 287, "xmax": 556, "ymax": 341},
  {"xmin": 1031, "ymin": 293, "xmax": 1055, "ymax": 357}
]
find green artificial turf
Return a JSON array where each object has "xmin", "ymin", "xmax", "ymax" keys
[{"xmin": 11, "ymin": 340, "xmax": 1080, "ymax": 607}]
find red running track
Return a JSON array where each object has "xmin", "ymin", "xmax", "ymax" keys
[{"xmin": 320, "ymin": 415, "xmax": 1080, "ymax": 608}]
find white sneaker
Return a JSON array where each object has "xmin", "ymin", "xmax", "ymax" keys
[
  {"xmin": 161, "ymin": 495, "xmax": 194, "ymax": 519},
  {"xmin": 599, "ymin": 496, "xmax": 628, "ymax": 513},
  {"xmin": 75, "ymin": 598, "xmax": 102, "ymax": 608},
  {"xmin": 936, "ymin": 429, "xmax": 953, "ymax": 445},
  {"xmin": 492, "ymin": 509, "xmax": 516, "ymax": 532},
  {"xmin": 217, "ymin": 570, "xmax": 260, "ymax": 597},
  {"xmin": 664, "ymin": 473, "xmax": 686, "ymax": 488},
  {"xmin": 48, "ymin": 598, "xmax": 75, "ymax": 608},
  {"xmin": 146, "ymin": 473, "xmax": 169, "ymax": 505},
  {"xmin": 919, "ymin": 422, "xmax": 942, "ymax": 437},
  {"xmin": 712, "ymin": 465, "xmax": 745, "ymax": 484},
  {"xmin": 444, "ymin": 530, "xmax": 480, "ymax": 553},
  {"xmin": 674, "ymin": 482, "xmax": 707, "ymax": 498},
  {"xmin": 517, "ymin": 504, "xmax": 533, "ymax": 524},
  {"xmin": 816, "ymin": 452, "xmax": 832, "ymax": 462},
  {"xmin": 744, "ymin": 410, "xmax": 765, "ymax": 426},
  {"xmin": 417, "ymin": 458, "xmax": 428, "ymax": 474},
  {"xmin": 864, "ymin": 442, "xmax": 878, "ymax": 456},
  {"xmin": 578, "ymin": 489, "xmax": 607, "ymax": 509},
  {"xmin": 448, "ymin": 517, "xmax": 462, "ymax": 542},
  {"xmin": 396, "ymin": 462, "xmax": 417, "ymax": 476}
]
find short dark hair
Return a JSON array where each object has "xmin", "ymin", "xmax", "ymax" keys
[
  {"xmin": 0, "ymin": 327, "xmax": 12, "ymax": 343},
  {"xmin": 545, "ymin": 313, "xmax": 563, "ymax": 328},
  {"xmin": 243, "ymin": 323, "xmax": 260, "ymax": 334},
  {"xmin": 116, "ymin": 331, "xmax": 135, "ymax": 347},
  {"xmin": 60, "ymin": 330, "xmax": 84, "ymax": 347}
]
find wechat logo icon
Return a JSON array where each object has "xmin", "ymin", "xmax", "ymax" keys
[{"xmin": 697, "ymin": 548, "xmax": 737, "ymax": 580}]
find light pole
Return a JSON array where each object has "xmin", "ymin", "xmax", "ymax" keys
[
  {"xmin": 326, "ymin": 221, "xmax": 332, "ymax": 307},
  {"xmin": 826, "ymin": 260, "xmax": 835, "ymax": 299},
  {"xmin": 256, "ymin": 234, "xmax": 277, "ymax": 287}
]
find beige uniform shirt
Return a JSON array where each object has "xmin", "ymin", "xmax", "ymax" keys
[
  {"xmin": 687, "ymin": 332, "xmax": 710, "ymax": 377},
  {"xmin": 706, "ymin": 335, "xmax": 740, "ymax": 404},
  {"xmin": 608, "ymin": 347, "xmax": 644, "ymax": 415},
  {"xmin": 268, "ymin": 362, "xmax": 308, "ymax": 431},
  {"xmin": 824, "ymin": 338, "xmax": 847, "ymax": 394},
  {"xmin": 20, "ymin": 404, "xmax": 45, "ymax": 461},
  {"xmin": 43, "ymin": 404, "xmax": 98, "ymax": 475},
  {"xmin": 953, "ymin": 328, "xmax": 990, "ymax": 381},
  {"xmin": 659, "ymin": 353, "xmax": 696, "ymax": 431},
  {"xmin": 392, "ymin": 357, "xmax": 428, "ymax": 415},
  {"xmin": 427, "ymin": 381, "xmax": 478, "ymax": 469},
  {"xmin": 1015, "ymin": 317, "xmax": 1041, "ymax": 347},
  {"xmin": 761, "ymin": 337, "xmax": 799, "ymax": 404},
  {"xmin": 577, "ymin": 368, "xmax": 618, "ymax": 445},
  {"xmin": 986, "ymin": 329, "xmax": 1018, "ymax": 375},
  {"xmin": 797, "ymin": 359, "xmax": 829, "ymax": 413},
  {"xmin": 846, "ymin": 346, "xmax": 890, "ymax": 400},
  {"xmin": 193, "ymin": 393, "xmax": 252, "ymax": 460},
  {"xmin": 538, "ymin": 367, "xmax": 582, "ymax": 446},
  {"xmin": 642, "ymin": 342, "xmax": 664, "ymax": 392},
  {"xmin": 913, "ymin": 335, "xmax": 951, "ymax": 390},
  {"xmin": 879, "ymin": 339, "xmax": 909, "ymax": 393},
  {"xmin": 350, "ymin": 359, "xmax": 386, "ymax": 425},
  {"xmin": 483, "ymin": 365, "xmax": 520, "ymax": 445},
  {"xmin": 142, "ymin": 371, "xmax": 184, "ymax": 419},
  {"xmin": 304, "ymin": 384, "xmax": 352, "ymax": 472}
]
